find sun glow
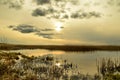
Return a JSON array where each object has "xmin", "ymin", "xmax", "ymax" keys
[{"xmin": 54, "ymin": 22, "xmax": 63, "ymax": 32}]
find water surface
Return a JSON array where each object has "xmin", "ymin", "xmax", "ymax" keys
[{"xmin": 10, "ymin": 49, "xmax": 120, "ymax": 75}]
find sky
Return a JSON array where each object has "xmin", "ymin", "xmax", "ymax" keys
[{"xmin": 0, "ymin": 0, "xmax": 120, "ymax": 45}]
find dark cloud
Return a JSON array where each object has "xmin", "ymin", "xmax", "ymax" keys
[
  {"xmin": 8, "ymin": 25, "xmax": 14, "ymax": 28},
  {"xmin": 36, "ymin": 32, "xmax": 54, "ymax": 39},
  {"xmin": 8, "ymin": 24, "xmax": 56, "ymax": 39},
  {"xmin": 32, "ymin": 7, "xmax": 58, "ymax": 17},
  {"xmin": 47, "ymin": 7, "xmax": 57, "ymax": 14},
  {"xmin": 89, "ymin": 11, "xmax": 101, "ymax": 18},
  {"xmin": 32, "ymin": 0, "xmax": 102, "ymax": 20},
  {"xmin": 62, "ymin": 14, "xmax": 69, "ymax": 19},
  {"xmin": 32, "ymin": 8, "xmax": 46, "ymax": 16},
  {"xmin": 9, "ymin": 24, "xmax": 38, "ymax": 33},
  {"xmin": 32, "ymin": 0, "xmax": 98, "ymax": 19},
  {"xmin": 0, "ymin": 0, "xmax": 102, "ymax": 20},
  {"xmin": 70, "ymin": 0, "xmax": 80, "ymax": 5},
  {"xmin": 36, "ymin": 32, "xmax": 54, "ymax": 36},
  {"xmin": 71, "ymin": 11, "xmax": 101, "ymax": 19},
  {"xmin": 8, "ymin": 2, "xmax": 22, "ymax": 9},
  {"xmin": 51, "ymin": 14, "xmax": 61, "ymax": 19},
  {"xmin": 41, "ymin": 28, "xmax": 54, "ymax": 31},
  {"xmin": 71, "ymin": 13, "xmax": 80, "ymax": 19},
  {"xmin": 34, "ymin": 0, "xmax": 50, "ymax": 5},
  {"xmin": 54, "ymin": 0, "xmax": 79, "ymax": 5},
  {"xmin": 54, "ymin": 0, "xmax": 64, "ymax": 2},
  {"xmin": 107, "ymin": 0, "xmax": 120, "ymax": 7},
  {"xmin": 32, "ymin": 8, "xmax": 101, "ymax": 20},
  {"xmin": 0, "ymin": 0, "xmax": 24, "ymax": 9}
]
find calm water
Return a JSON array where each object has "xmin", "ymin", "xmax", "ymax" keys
[{"xmin": 10, "ymin": 49, "xmax": 120, "ymax": 75}]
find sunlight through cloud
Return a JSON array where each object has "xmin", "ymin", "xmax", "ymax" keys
[{"xmin": 54, "ymin": 22, "xmax": 63, "ymax": 32}]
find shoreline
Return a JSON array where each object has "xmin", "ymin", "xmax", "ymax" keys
[{"xmin": 0, "ymin": 43, "xmax": 120, "ymax": 52}]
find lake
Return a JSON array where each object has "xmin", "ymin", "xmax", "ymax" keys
[{"xmin": 9, "ymin": 49, "xmax": 120, "ymax": 75}]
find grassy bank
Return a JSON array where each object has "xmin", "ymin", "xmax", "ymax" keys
[{"xmin": 0, "ymin": 43, "xmax": 120, "ymax": 52}]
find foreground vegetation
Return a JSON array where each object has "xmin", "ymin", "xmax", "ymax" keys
[
  {"xmin": 0, "ymin": 51, "xmax": 120, "ymax": 80},
  {"xmin": 0, "ymin": 51, "xmax": 101, "ymax": 80},
  {"xmin": 0, "ymin": 43, "xmax": 120, "ymax": 52},
  {"xmin": 97, "ymin": 58, "xmax": 120, "ymax": 80}
]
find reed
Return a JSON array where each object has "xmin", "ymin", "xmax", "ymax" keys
[
  {"xmin": 97, "ymin": 57, "xmax": 120, "ymax": 80},
  {"xmin": 0, "ymin": 52, "xmax": 101, "ymax": 80}
]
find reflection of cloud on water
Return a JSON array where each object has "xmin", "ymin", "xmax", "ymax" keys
[
  {"xmin": 11, "ymin": 49, "xmax": 65, "ymax": 57},
  {"xmin": 21, "ymin": 49, "xmax": 51, "ymax": 57},
  {"xmin": 51, "ymin": 51, "xmax": 65, "ymax": 55},
  {"xmin": 27, "ymin": 50, "xmax": 65, "ymax": 57}
]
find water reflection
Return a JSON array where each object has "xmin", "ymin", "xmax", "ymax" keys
[
  {"xmin": 10, "ymin": 49, "xmax": 120, "ymax": 75},
  {"xmin": 10, "ymin": 49, "xmax": 65, "ymax": 56}
]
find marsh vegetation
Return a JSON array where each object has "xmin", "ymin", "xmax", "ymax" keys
[
  {"xmin": 0, "ymin": 42, "xmax": 120, "ymax": 80},
  {"xmin": 97, "ymin": 58, "xmax": 120, "ymax": 80},
  {"xmin": 0, "ymin": 51, "xmax": 101, "ymax": 80},
  {"xmin": 0, "ymin": 51, "xmax": 120, "ymax": 80}
]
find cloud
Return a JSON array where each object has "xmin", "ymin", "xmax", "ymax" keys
[
  {"xmin": 69, "ymin": 0, "xmax": 80, "ymax": 5},
  {"xmin": 32, "ymin": 8, "xmax": 101, "ymax": 20},
  {"xmin": 41, "ymin": 28, "xmax": 54, "ymax": 31},
  {"xmin": 47, "ymin": 7, "xmax": 58, "ymax": 14},
  {"xmin": 89, "ymin": 11, "xmax": 101, "ymax": 18},
  {"xmin": 8, "ymin": 24, "xmax": 56, "ymax": 39},
  {"xmin": 32, "ymin": 8, "xmax": 47, "ymax": 16},
  {"xmin": 107, "ymin": 0, "xmax": 115, "ymax": 6},
  {"xmin": 62, "ymin": 14, "xmax": 69, "ymax": 19},
  {"xmin": 31, "ymin": 7, "xmax": 62, "ymax": 19},
  {"xmin": 71, "ymin": 11, "xmax": 101, "ymax": 19},
  {"xmin": 9, "ymin": 24, "xmax": 38, "ymax": 33},
  {"xmin": 36, "ymin": 32, "xmax": 54, "ymax": 39},
  {"xmin": 106, "ymin": 0, "xmax": 120, "ymax": 7},
  {"xmin": 34, "ymin": 0, "xmax": 50, "ymax": 5},
  {"xmin": 32, "ymin": 7, "xmax": 59, "ymax": 17},
  {"xmin": 0, "ymin": 0, "xmax": 103, "ymax": 20},
  {"xmin": 0, "ymin": 0, "xmax": 24, "ymax": 9},
  {"xmin": 31, "ymin": 0, "xmax": 102, "ymax": 20},
  {"xmin": 71, "ymin": 12, "xmax": 79, "ymax": 19}
]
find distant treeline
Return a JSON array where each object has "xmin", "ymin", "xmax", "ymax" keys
[{"xmin": 0, "ymin": 43, "xmax": 120, "ymax": 52}]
